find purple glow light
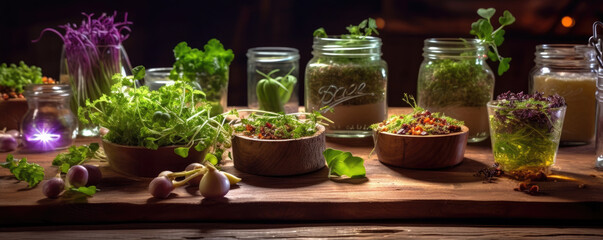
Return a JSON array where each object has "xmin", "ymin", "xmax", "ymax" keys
[{"xmin": 24, "ymin": 127, "xmax": 62, "ymax": 151}]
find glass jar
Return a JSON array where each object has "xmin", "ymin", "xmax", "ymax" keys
[
  {"xmin": 417, "ymin": 38, "xmax": 495, "ymax": 143},
  {"xmin": 530, "ymin": 44, "xmax": 597, "ymax": 145},
  {"xmin": 487, "ymin": 100, "xmax": 566, "ymax": 178},
  {"xmin": 60, "ymin": 44, "xmax": 131, "ymax": 137},
  {"xmin": 247, "ymin": 47, "xmax": 300, "ymax": 113},
  {"xmin": 144, "ymin": 67, "xmax": 174, "ymax": 91},
  {"xmin": 21, "ymin": 84, "xmax": 78, "ymax": 152},
  {"xmin": 305, "ymin": 36, "xmax": 388, "ymax": 138}
]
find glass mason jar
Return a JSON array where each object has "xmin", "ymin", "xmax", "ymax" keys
[
  {"xmin": 59, "ymin": 44, "xmax": 132, "ymax": 137},
  {"xmin": 529, "ymin": 44, "xmax": 597, "ymax": 145},
  {"xmin": 144, "ymin": 67, "xmax": 174, "ymax": 91},
  {"xmin": 487, "ymin": 101, "xmax": 566, "ymax": 177},
  {"xmin": 305, "ymin": 36, "xmax": 388, "ymax": 138},
  {"xmin": 21, "ymin": 84, "xmax": 78, "ymax": 152},
  {"xmin": 194, "ymin": 71, "xmax": 228, "ymax": 116},
  {"xmin": 417, "ymin": 38, "xmax": 495, "ymax": 143},
  {"xmin": 247, "ymin": 47, "xmax": 300, "ymax": 113}
]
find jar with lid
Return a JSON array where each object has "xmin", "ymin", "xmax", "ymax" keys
[
  {"xmin": 144, "ymin": 67, "xmax": 174, "ymax": 91},
  {"xmin": 247, "ymin": 47, "xmax": 299, "ymax": 113},
  {"xmin": 417, "ymin": 38, "xmax": 495, "ymax": 143},
  {"xmin": 20, "ymin": 84, "xmax": 78, "ymax": 152},
  {"xmin": 305, "ymin": 36, "xmax": 388, "ymax": 139},
  {"xmin": 529, "ymin": 44, "xmax": 597, "ymax": 145}
]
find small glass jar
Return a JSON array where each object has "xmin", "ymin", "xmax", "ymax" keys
[
  {"xmin": 247, "ymin": 47, "xmax": 299, "ymax": 113},
  {"xmin": 529, "ymin": 44, "xmax": 597, "ymax": 145},
  {"xmin": 305, "ymin": 36, "xmax": 388, "ymax": 138},
  {"xmin": 144, "ymin": 67, "xmax": 174, "ymax": 91},
  {"xmin": 487, "ymin": 100, "xmax": 566, "ymax": 177},
  {"xmin": 417, "ymin": 38, "xmax": 495, "ymax": 143},
  {"xmin": 20, "ymin": 84, "xmax": 78, "ymax": 152}
]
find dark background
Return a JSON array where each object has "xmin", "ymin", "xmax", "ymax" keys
[{"xmin": 1, "ymin": 0, "xmax": 602, "ymax": 107}]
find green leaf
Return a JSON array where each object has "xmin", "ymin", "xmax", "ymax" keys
[
  {"xmin": 323, "ymin": 148, "xmax": 366, "ymax": 178},
  {"xmin": 487, "ymin": 51, "xmax": 498, "ymax": 62},
  {"xmin": 132, "ymin": 65, "xmax": 146, "ymax": 80},
  {"xmin": 60, "ymin": 163, "xmax": 71, "ymax": 174},
  {"xmin": 204, "ymin": 153, "xmax": 218, "ymax": 165},
  {"xmin": 52, "ymin": 144, "xmax": 100, "ymax": 173},
  {"xmin": 368, "ymin": 18, "xmax": 378, "ymax": 29},
  {"xmin": 498, "ymin": 57, "xmax": 512, "ymax": 76},
  {"xmin": 477, "ymin": 8, "xmax": 496, "ymax": 20},
  {"xmin": 174, "ymin": 147, "xmax": 189, "ymax": 158},
  {"xmin": 499, "ymin": 10, "xmax": 516, "ymax": 26},
  {"xmin": 1, "ymin": 155, "xmax": 44, "ymax": 188},
  {"xmin": 313, "ymin": 27, "xmax": 327, "ymax": 38},
  {"xmin": 493, "ymin": 29, "xmax": 505, "ymax": 46},
  {"xmin": 70, "ymin": 186, "xmax": 97, "ymax": 196},
  {"xmin": 358, "ymin": 19, "xmax": 367, "ymax": 29},
  {"xmin": 478, "ymin": 19, "xmax": 493, "ymax": 39}
]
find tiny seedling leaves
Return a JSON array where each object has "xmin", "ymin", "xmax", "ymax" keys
[
  {"xmin": 499, "ymin": 10, "xmax": 516, "ymax": 26},
  {"xmin": 477, "ymin": 8, "xmax": 496, "ymax": 20},
  {"xmin": 132, "ymin": 65, "xmax": 146, "ymax": 80}
]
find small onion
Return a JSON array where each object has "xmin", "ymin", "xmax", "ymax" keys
[
  {"xmin": 42, "ymin": 177, "xmax": 65, "ymax": 198},
  {"xmin": 66, "ymin": 165, "xmax": 88, "ymax": 188},
  {"xmin": 83, "ymin": 164, "xmax": 102, "ymax": 186},
  {"xmin": 199, "ymin": 166, "xmax": 230, "ymax": 198},
  {"xmin": 149, "ymin": 176, "xmax": 173, "ymax": 199},
  {"xmin": 6, "ymin": 129, "xmax": 20, "ymax": 138},
  {"xmin": 0, "ymin": 134, "xmax": 17, "ymax": 152}
]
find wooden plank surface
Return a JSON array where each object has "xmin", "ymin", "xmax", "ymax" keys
[
  {"xmin": 1, "ymin": 108, "xmax": 603, "ymax": 225},
  {"xmin": 2, "ymin": 222, "xmax": 603, "ymax": 240}
]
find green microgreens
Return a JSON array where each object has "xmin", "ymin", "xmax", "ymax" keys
[{"xmin": 470, "ymin": 8, "xmax": 515, "ymax": 76}]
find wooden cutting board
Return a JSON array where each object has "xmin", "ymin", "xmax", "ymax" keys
[{"xmin": 1, "ymin": 108, "xmax": 602, "ymax": 225}]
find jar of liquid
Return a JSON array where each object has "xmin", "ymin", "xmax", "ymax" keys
[
  {"xmin": 247, "ymin": 47, "xmax": 299, "ymax": 113},
  {"xmin": 530, "ymin": 44, "xmax": 597, "ymax": 145},
  {"xmin": 21, "ymin": 84, "xmax": 78, "ymax": 152}
]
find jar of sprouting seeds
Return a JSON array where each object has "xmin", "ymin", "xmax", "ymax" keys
[
  {"xmin": 417, "ymin": 38, "xmax": 495, "ymax": 143},
  {"xmin": 247, "ymin": 47, "xmax": 299, "ymax": 113},
  {"xmin": 305, "ymin": 36, "xmax": 388, "ymax": 138}
]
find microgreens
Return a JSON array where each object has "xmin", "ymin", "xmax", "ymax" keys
[{"xmin": 470, "ymin": 8, "xmax": 515, "ymax": 76}]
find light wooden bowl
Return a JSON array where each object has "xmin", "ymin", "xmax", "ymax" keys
[
  {"xmin": 373, "ymin": 126, "xmax": 469, "ymax": 169},
  {"xmin": 102, "ymin": 140, "xmax": 208, "ymax": 178},
  {"xmin": 232, "ymin": 124, "xmax": 326, "ymax": 176}
]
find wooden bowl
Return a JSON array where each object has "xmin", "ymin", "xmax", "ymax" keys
[
  {"xmin": 102, "ymin": 140, "xmax": 208, "ymax": 178},
  {"xmin": 232, "ymin": 124, "xmax": 326, "ymax": 176},
  {"xmin": 0, "ymin": 98, "xmax": 28, "ymax": 130},
  {"xmin": 373, "ymin": 126, "xmax": 469, "ymax": 169}
]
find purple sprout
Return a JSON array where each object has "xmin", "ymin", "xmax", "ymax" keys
[
  {"xmin": 493, "ymin": 91, "xmax": 566, "ymax": 133},
  {"xmin": 33, "ymin": 12, "xmax": 133, "ymax": 129}
]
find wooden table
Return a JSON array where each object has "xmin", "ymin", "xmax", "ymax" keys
[{"xmin": 1, "ymin": 108, "xmax": 603, "ymax": 239}]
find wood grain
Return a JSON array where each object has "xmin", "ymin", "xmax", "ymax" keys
[
  {"xmin": 232, "ymin": 124, "xmax": 326, "ymax": 176},
  {"xmin": 0, "ymin": 108, "xmax": 602, "ymax": 225},
  {"xmin": 2, "ymin": 222, "xmax": 603, "ymax": 239},
  {"xmin": 374, "ymin": 126, "xmax": 469, "ymax": 169}
]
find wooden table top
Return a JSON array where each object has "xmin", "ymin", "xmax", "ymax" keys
[{"xmin": 1, "ymin": 108, "xmax": 603, "ymax": 227}]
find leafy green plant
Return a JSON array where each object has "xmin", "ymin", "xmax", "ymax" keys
[
  {"xmin": 1, "ymin": 154, "xmax": 45, "ymax": 188},
  {"xmin": 52, "ymin": 143, "xmax": 102, "ymax": 173},
  {"xmin": 0, "ymin": 61, "xmax": 43, "ymax": 95},
  {"xmin": 169, "ymin": 39, "xmax": 234, "ymax": 116},
  {"xmin": 313, "ymin": 18, "xmax": 378, "ymax": 38},
  {"xmin": 323, "ymin": 148, "xmax": 366, "ymax": 178},
  {"xmin": 79, "ymin": 66, "xmax": 233, "ymax": 159},
  {"xmin": 470, "ymin": 8, "xmax": 515, "ymax": 76},
  {"xmin": 256, "ymin": 67, "xmax": 297, "ymax": 113}
]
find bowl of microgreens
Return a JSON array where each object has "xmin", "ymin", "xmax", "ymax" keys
[
  {"xmin": 231, "ymin": 110, "xmax": 331, "ymax": 176},
  {"xmin": 371, "ymin": 94, "xmax": 468, "ymax": 169},
  {"xmin": 0, "ymin": 62, "xmax": 44, "ymax": 130},
  {"xmin": 487, "ymin": 91, "xmax": 566, "ymax": 179},
  {"xmin": 79, "ymin": 66, "xmax": 233, "ymax": 178}
]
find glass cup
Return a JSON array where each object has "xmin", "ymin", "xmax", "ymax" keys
[
  {"xmin": 487, "ymin": 101, "xmax": 566, "ymax": 178},
  {"xmin": 144, "ymin": 68, "xmax": 174, "ymax": 91}
]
